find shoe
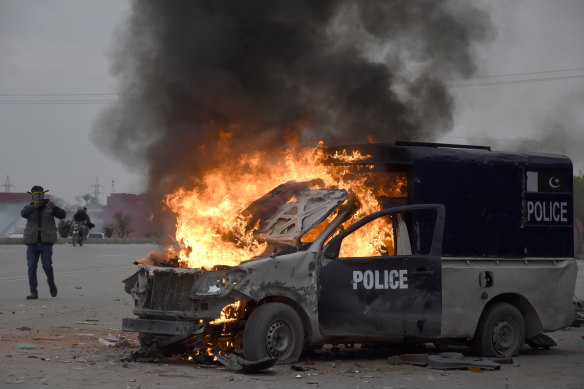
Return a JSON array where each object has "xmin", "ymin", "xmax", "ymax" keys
[
  {"xmin": 26, "ymin": 291, "xmax": 38, "ymax": 300},
  {"xmin": 49, "ymin": 283, "xmax": 58, "ymax": 297}
]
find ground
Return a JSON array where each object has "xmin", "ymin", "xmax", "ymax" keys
[{"xmin": 1, "ymin": 243, "xmax": 584, "ymax": 388}]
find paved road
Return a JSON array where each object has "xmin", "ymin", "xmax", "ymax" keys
[{"xmin": 1, "ymin": 243, "xmax": 584, "ymax": 388}]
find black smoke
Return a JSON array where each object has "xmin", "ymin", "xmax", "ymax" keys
[{"xmin": 92, "ymin": 0, "xmax": 493, "ymax": 198}]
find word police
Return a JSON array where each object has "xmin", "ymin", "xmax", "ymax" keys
[
  {"xmin": 527, "ymin": 200, "xmax": 568, "ymax": 223},
  {"xmin": 352, "ymin": 270, "xmax": 408, "ymax": 290}
]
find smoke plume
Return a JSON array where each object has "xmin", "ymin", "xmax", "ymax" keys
[{"xmin": 92, "ymin": 0, "xmax": 493, "ymax": 198}]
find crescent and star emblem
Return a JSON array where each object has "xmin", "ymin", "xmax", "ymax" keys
[{"xmin": 548, "ymin": 177, "xmax": 561, "ymax": 189}]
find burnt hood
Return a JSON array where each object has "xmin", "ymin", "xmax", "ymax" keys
[{"xmin": 242, "ymin": 180, "xmax": 347, "ymax": 247}]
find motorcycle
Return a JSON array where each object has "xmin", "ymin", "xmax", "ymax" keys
[{"xmin": 71, "ymin": 221, "xmax": 87, "ymax": 246}]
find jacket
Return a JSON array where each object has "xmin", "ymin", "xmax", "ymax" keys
[{"xmin": 21, "ymin": 203, "xmax": 66, "ymax": 245}]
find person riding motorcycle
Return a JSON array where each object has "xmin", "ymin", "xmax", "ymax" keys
[{"xmin": 73, "ymin": 207, "xmax": 94, "ymax": 241}]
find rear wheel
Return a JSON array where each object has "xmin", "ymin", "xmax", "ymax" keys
[
  {"xmin": 243, "ymin": 302, "xmax": 303, "ymax": 364},
  {"xmin": 472, "ymin": 302, "xmax": 525, "ymax": 357}
]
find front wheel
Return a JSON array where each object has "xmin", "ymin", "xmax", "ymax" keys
[
  {"xmin": 472, "ymin": 302, "xmax": 525, "ymax": 357},
  {"xmin": 243, "ymin": 302, "xmax": 304, "ymax": 364}
]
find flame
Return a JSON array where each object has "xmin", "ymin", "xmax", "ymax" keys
[
  {"xmin": 165, "ymin": 143, "xmax": 407, "ymax": 269},
  {"xmin": 330, "ymin": 149, "xmax": 372, "ymax": 163},
  {"xmin": 209, "ymin": 301, "xmax": 242, "ymax": 325}
]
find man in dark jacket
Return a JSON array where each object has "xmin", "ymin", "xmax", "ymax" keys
[{"xmin": 21, "ymin": 185, "xmax": 66, "ymax": 300}]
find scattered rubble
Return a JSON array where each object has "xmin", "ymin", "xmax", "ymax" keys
[
  {"xmin": 98, "ymin": 334, "xmax": 131, "ymax": 348},
  {"xmin": 399, "ymin": 352, "xmax": 501, "ymax": 371},
  {"xmin": 17, "ymin": 344, "xmax": 36, "ymax": 350},
  {"xmin": 213, "ymin": 353, "xmax": 278, "ymax": 372}
]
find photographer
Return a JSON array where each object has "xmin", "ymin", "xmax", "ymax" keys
[{"xmin": 21, "ymin": 185, "xmax": 66, "ymax": 300}]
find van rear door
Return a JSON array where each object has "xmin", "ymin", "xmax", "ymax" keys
[{"xmin": 318, "ymin": 204, "xmax": 445, "ymax": 337}]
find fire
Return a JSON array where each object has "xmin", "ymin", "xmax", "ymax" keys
[
  {"xmin": 165, "ymin": 143, "xmax": 407, "ymax": 269},
  {"xmin": 209, "ymin": 301, "xmax": 242, "ymax": 325},
  {"xmin": 330, "ymin": 149, "xmax": 372, "ymax": 163}
]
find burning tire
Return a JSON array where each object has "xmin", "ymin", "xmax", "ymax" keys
[
  {"xmin": 472, "ymin": 302, "xmax": 525, "ymax": 357},
  {"xmin": 243, "ymin": 302, "xmax": 303, "ymax": 364}
]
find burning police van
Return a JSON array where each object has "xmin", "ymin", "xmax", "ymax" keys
[{"xmin": 122, "ymin": 142, "xmax": 577, "ymax": 365}]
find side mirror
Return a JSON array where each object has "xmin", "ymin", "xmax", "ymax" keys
[{"xmin": 324, "ymin": 238, "xmax": 341, "ymax": 259}]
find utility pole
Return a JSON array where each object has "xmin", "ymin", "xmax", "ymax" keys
[
  {"xmin": 90, "ymin": 177, "xmax": 103, "ymax": 204},
  {"xmin": 2, "ymin": 175, "xmax": 15, "ymax": 192}
]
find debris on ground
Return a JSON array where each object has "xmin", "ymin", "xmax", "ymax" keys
[
  {"xmin": 400, "ymin": 352, "xmax": 501, "ymax": 371},
  {"xmin": 526, "ymin": 333, "xmax": 557, "ymax": 350},
  {"xmin": 98, "ymin": 334, "xmax": 131, "ymax": 348},
  {"xmin": 17, "ymin": 344, "xmax": 37, "ymax": 350},
  {"xmin": 213, "ymin": 352, "xmax": 277, "ymax": 372},
  {"xmin": 290, "ymin": 365, "xmax": 309, "ymax": 371}
]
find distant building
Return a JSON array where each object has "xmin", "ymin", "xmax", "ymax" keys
[
  {"xmin": 103, "ymin": 193, "xmax": 153, "ymax": 238},
  {"xmin": 0, "ymin": 192, "xmax": 154, "ymax": 239}
]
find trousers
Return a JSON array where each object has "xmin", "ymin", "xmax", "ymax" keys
[{"xmin": 26, "ymin": 243, "xmax": 55, "ymax": 293}]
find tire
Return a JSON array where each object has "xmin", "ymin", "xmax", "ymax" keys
[
  {"xmin": 243, "ymin": 302, "xmax": 304, "ymax": 364},
  {"xmin": 472, "ymin": 302, "xmax": 525, "ymax": 357}
]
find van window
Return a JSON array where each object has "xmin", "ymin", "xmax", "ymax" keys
[
  {"xmin": 338, "ymin": 215, "xmax": 397, "ymax": 258},
  {"xmin": 336, "ymin": 208, "xmax": 437, "ymax": 258}
]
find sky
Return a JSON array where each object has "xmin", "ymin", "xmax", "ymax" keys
[{"xmin": 1, "ymin": 0, "xmax": 583, "ymax": 205}]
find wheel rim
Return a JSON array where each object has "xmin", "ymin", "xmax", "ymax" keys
[
  {"xmin": 492, "ymin": 320, "xmax": 517, "ymax": 354},
  {"xmin": 266, "ymin": 320, "xmax": 293, "ymax": 358}
]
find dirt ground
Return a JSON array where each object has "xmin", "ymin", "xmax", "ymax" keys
[
  {"xmin": 3, "ymin": 319, "xmax": 584, "ymax": 389},
  {"xmin": 1, "ymin": 244, "xmax": 584, "ymax": 388}
]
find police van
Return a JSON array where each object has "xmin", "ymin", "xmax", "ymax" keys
[{"xmin": 122, "ymin": 142, "xmax": 577, "ymax": 364}]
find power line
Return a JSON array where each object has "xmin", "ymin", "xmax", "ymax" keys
[
  {"xmin": 0, "ymin": 92, "xmax": 118, "ymax": 105},
  {"xmin": 1, "ymin": 65, "xmax": 584, "ymax": 104},
  {"xmin": 449, "ymin": 73, "xmax": 584, "ymax": 88},
  {"xmin": 0, "ymin": 92, "xmax": 118, "ymax": 97},
  {"xmin": 0, "ymin": 100, "xmax": 114, "ymax": 104},
  {"xmin": 449, "ymin": 66, "xmax": 584, "ymax": 81}
]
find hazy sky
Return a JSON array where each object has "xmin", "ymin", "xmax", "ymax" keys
[
  {"xmin": 0, "ymin": 0, "xmax": 135, "ymax": 205},
  {"xmin": 1, "ymin": 0, "xmax": 583, "ymax": 205},
  {"xmin": 446, "ymin": 0, "xmax": 584, "ymax": 173}
]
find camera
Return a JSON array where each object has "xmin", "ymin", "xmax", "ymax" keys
[
  {"xmin": 34, "ymin": 199, "xmax": 49, "ymax": 207},
  {"xmin": 32, "ymin": 192, "xmax": 49, "ymax": 206},
  {"xmin": 32, "ymin": 192, "xmax": 43, "ymax": 202}
]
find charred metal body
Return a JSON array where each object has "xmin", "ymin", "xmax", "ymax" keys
[{"xmin": 122, "ymin": 142, "xmax": 577, "ymax": 364}]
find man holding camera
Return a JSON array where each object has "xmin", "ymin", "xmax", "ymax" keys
[{"xmin": 21, "ymin": 185, "xmax": 66, "ymax": 300}]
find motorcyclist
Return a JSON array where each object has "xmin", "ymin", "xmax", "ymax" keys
[{"xmin": 73, "ymin": 207, "xmax": 94, "ymax": 241}]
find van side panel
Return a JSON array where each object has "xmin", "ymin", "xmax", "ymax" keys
[
  {"xmin": 440, "ymin": 258, "xmax": 577, "ymax": 338},
  {"xmin": 408, "ymin": 152, "xmax": 573, "ymax": 259}
]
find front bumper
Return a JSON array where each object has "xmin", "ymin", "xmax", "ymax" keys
[{"xmin": 122, "ymin": 318, "xmax": 205, "ymax": 336}]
